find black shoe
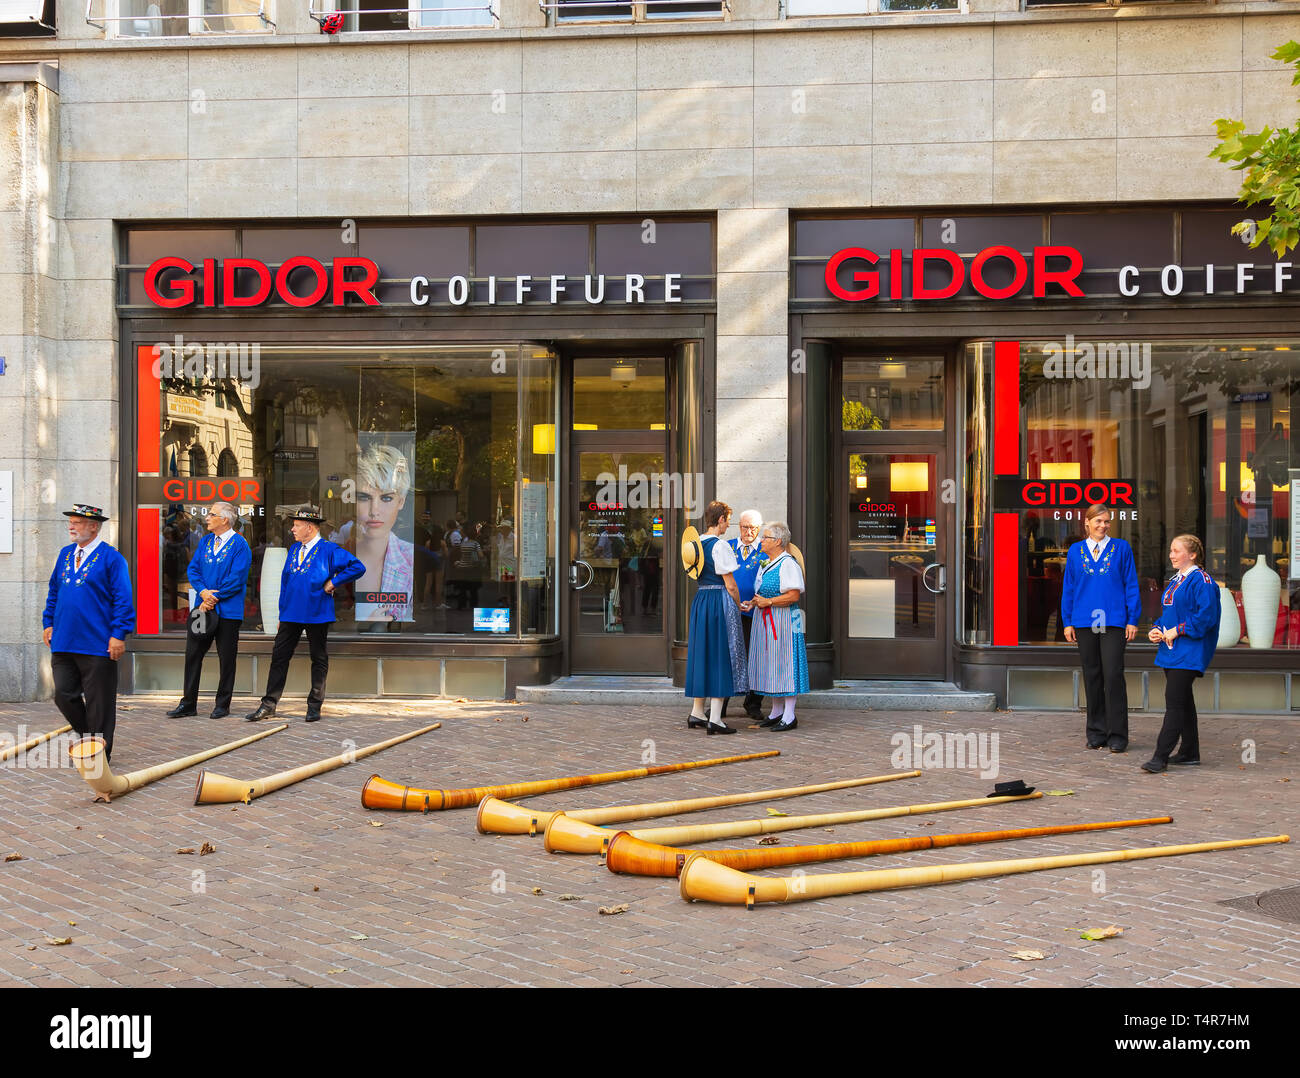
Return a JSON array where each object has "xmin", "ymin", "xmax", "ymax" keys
[
  {"xmin": 1108, "ymin": 743, "xmax": 1127, "ymax": 754},
  {"xmin": 706, "ymin": 720, "xmax": 736, "ymax": 735},
  {"xmin": 758, "ymin": 716, "xmax": 783, "ymax": 729},
  {"xmin": 1169, "ymin": 754, "xmax": 1201, "ymax": 766},
  {"xmin": 245, "ymin": 705, "xmax": 276, "ymax": 722},
  {"xmin": 770, "ymin": 717, "xmax": 798, "ymax": 732},
  {"xmin": 687, "ymin": 714, "xmax": 707, "ymax": 730},
  {"xmin": 166, "ymin": 703, "xmax": 197, "ymax": 718},
  {"xmin": 744, "ymin": 706, "xmax": 764, "ymax": 721},
  {"xmin": 1139, "ymin": 758, "xmax": 1167, "ymax": 774},
  {"xmin": 305, "ymin": 709, "xmax": 322, "ymax": 723},
  {"xmin": 1086, "ymin": 740, "xmax": 1105, "ymax": 750},
  {"xmin": 209, "ymin": 707, "xmax": 230, "ymax": 720}
]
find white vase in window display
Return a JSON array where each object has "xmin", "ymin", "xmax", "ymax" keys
[
  {"xmin": 259, "ymin": 546, "xmax": 287, "ymax": 636},
  {"xmin": 1216, "ymin": 584, "xmax": 1240, "ymax": 649},
  {"xmin": 1240, "ymin": 555, "xmax": 1280, "ymax": 650}
]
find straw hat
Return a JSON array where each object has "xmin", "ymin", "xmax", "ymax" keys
[
  {"xmin": 786, "ymin": 541, "xmax": 806, "ymax": 576},
  {"xmin": 681, "ymin": 525, "xmax": 704, "ymax": 580}
]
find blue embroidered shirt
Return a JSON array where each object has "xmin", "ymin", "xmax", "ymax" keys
[
  {"xmin": 43, "ymin": 542, "xmax": 135, "ymax": 656},
  {"xmin": 277, "ymin": 539, "xmax": 365, "ymax": 624},
  {"xmin": 1059, "ymin": 536, "xmax": 1141, "ymax": 630},
  {"xmin": 186, "ymin": 531, "xmax": 252, "ymax": 622},
  {"xmin": 1153, "ymin": 567, "xmax": 1220, "ymax": 673},
  {"xmin": 728, "ymin": 537, "xmax": 766, "ymax": 617}
]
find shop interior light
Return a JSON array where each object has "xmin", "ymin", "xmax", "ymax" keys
[
  {"xmin": 610, "ymin": 361, "xmax": 637, "ymax": 384},
  {"xmin": 1219, "ymin": 461, "xmax": 1289, "ymax": 493},
  {"xmin": 890, "ymin": 461, "xmax": 929, "ymax": 492},
  {"xmin": 574, "ymin": 423, "xmax": 598, "ymax": 431},
  {"xmin": 878, "ymin": 362, "xmax": 907, "ymax": 379},
  {"xmin": 532, "ymin": 424, "xmax": 556, "ymax": 455},
  {"xmin": 650, "ymin": 423, "xmax": 667, "ymax": 431},
  {"xmin": 855, "ymin": 475, "xmax": 868, "ymax": 489},
  {"xmin": 1040, "ymin": 462, "xmax": 1082, "ymax": 480}
]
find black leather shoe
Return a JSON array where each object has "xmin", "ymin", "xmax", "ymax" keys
[
  {"xmin": 705, "ymin": 720, "xmax": 736, "ymax": 735},
  {"xmin": 1170, "ymin": 754, "xmax": 1201, "ymax": 766},
  {"xmin": 758, "ymin": 716, "xmax": 783, "ymax": 729},
  {"xmin": 304, "ymin": 709, "xmax": 322, "ymax": 723},
  {"xmin": 209, "ymin": 707, "xmax": 230, "ymax": 720},
  {"xmin": 1139, "ymin": 758, "xmax": 1167, "ymax": 774},
  {"xmin": 1085, "ymin": 740, "xmax": 1105, "ymax": 750},
  {"xmin": 770, "ymin": 718, "xmax": 798, "ymax": 732},
  {"xmin": 1108, "ymin": 743, "xmax": 1127, "ymax": 754},
  {"xmin": 245, "ymin": 705, "xmax": 276, "ymax": 722},
  {"xmin": 166, "ymin": 703, "xmax": 197, "ymax": 718},
  {"xmin": 687, "ymin": 714, "xmax": 707, "ymax": 730}
]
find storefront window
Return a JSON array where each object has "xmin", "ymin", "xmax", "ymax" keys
[
  {"xmin": 964, "ymin": 340, "xmax": 1298, "ymax": 650},
  {"xmin": 139, "ymin": 344, "xmax": 558, "ymax": 640},
  {"xmin": 842, "ymin": 357, "xmax": 943, "ymax": 431}
]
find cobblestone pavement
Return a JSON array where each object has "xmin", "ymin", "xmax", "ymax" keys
[{"xmin": 1, "ymin": 696, "xmax": 1297, "ymax": 988}]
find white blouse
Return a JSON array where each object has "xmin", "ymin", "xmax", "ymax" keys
[{"xmin": 711, "ymin": 537, "xmax": 739, "ymax": 574}]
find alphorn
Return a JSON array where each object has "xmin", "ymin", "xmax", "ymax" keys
[
  {"xmin": 544, "ymin": 791, "xmax": 1044, "ymax": 854},
  {"xmin": 195, "ymin": 722, "xmax": 441, "ymax": 805},
  {"xmin": 68, "ymin": 725, "xmax": 288, "ymax": 803},
  {"xmin": 679, "ymin": 834, "xmax": 1291, "ymax": 908},
  {"xmin": 362, "ymin": 750, "xmax": 781, "ymax": 811},
  {"xmin": 0, "ymin": 724, "xmax": 72, "ymax": 762},
  {"xmin": 606, "ymin": 817, "xmax": 1175, "ymax": 877},
  {"xmin": 475, "ymin": 770, "xmax": 922, "ymax": 835}
]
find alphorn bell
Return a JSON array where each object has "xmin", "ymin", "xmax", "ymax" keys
[
  {"xmin": 679, "ymin": 834, "xmax": 1291, "ymax": 908},
  {"xmin": 544, "ymin": 791, "xmax": 1045, "ymax": 855},
  {"xmin": 605, "ymin": 817, "xmax": 1175, "ymax": 877},
  {"xmin": 362, "ymin": 750, "xmax": 780, "ymax": 811},
  {"xmin": 475, "ymin": 770, "xmax": 923, "ymax": 836},
  {"xmin": 68, "ymin": 725, "xmax": 288, "ymax": 803},
  {"xmin": 0, "ymin": 724, "xmax": 72, "ymax": 762},
  {"xmin": 194, "ymin": 723, "xmax": 441, "ymax": 804}
]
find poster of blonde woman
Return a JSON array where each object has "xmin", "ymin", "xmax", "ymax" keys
[{"xmin": 349, "ymin": 436, "xmax": 416, "ymax": 623}]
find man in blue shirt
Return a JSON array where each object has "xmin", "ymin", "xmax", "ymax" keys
[
  {"xmin": 246, "ymin": 507, "xmax": 364, "ymax": 723},
  {"xmin": 166, "ymin": 502, "xmax": 252, "ymax": 720},
  {"xmin": 42, "ymin": 503, "xmax": 135, "ymax": 761}
]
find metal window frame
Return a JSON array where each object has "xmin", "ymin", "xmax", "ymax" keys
[
  {"xmin": 540, "ymin": 0, "xmax": 729, "ymax": 23},
  {"xmin": 308, "ymin": 0, "xmax": 499, "ymax": 30},
  {"xmin": 86, "ymin": 0, "xmax": 274, "ymax": 32},
  {"xmin": 778, "ymin": 0, "xmax": 967, "ymax": 15}
]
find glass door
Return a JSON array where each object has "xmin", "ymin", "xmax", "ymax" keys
[{"xmin": 566, "ymin": 356, "xmax": 670, "ymax": 675}]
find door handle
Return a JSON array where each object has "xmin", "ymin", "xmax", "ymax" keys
[
  {"xmin": 569, "ymin": 560, "xmax": 595, "ymax": 590},
  {"xmin": 921, "ymin": 562, "xmax": 946, "ymax": 594}
]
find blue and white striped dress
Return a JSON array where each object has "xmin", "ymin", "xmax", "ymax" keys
[{"xmin": 747, "ymin": 554, "xmax": 810, "ymax": 696}]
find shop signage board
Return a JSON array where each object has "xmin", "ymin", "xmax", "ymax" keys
[{"xmin": 519, "ymin": 481, "xmax": 547, "ymax": 581}]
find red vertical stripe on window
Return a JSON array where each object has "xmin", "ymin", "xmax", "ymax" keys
[
  {"xmin": 993, "ymin": 340, "xmax": 1020, "ymax": 476},
  {"xmin": 993, "ymin": 512, "xmax": 1020, "ymax": 646},
  {"xmin": 136, "ymin": 507, "xmax": 160, "ymax": 636},
  {"xmin": 137, "ymin": 344, "xmax": 159, "ymax": 473}
]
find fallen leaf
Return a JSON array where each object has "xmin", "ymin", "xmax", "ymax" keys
[
  {"xmin": 176, "ymin": 848, "xmax": 196, "ymax": 855},
  {"xmin": 313, "ymin": 886, "xmax": 320, "ymax": 892},
  {"xmin": 917, "ymin": 821, "xmax": 935, "ymax": 827},
  {"xmin": 1011, "ymin": 949, "xmax": 1046, "ymax": 961},
  {"xmin": 349, "ymin": 933, "xmax": 369, "ymax": 941},
  {"xmin": 119, "ymin": 706, "xmax": 135, "ymax": 712},
  {"xmin": 26, "ymin": 945, "xmax": 35, "ymax": 951},
  {"xmin": 369, "ymin": 821, "xmax": 385, "ymax": 828},
  {"xmin": 326, "ymin": 968, "xmax": 347, "ymax": 975},
  {"xmin": 199, "ymin": 842, "xmax": 216, "ymax": 856},
  {"xmin": 557, "ymin": 894, "xmax": 582, "ymax": 901},
  {"xmin": 456, "ymin": 698, "xmax": 468, "ymax": 703},
  {"xmin": 531, "ymin": 887, "xmax": 543, "ymax": 895},
  {"xmin": 764, "ymin": 808, "xmax": 788, "ymax": 817},
  {"xmin": 1045, "ymin": 790, "xmax": 1075, "ymax": 797},
  {"xmin": 1281, "ymin": 778, "xmax": 1291, "ymax": 783},
  {"xmin": 493, "ymin": 717, "xmax": 502, "ymax": 723},
  {"xmin": 67, "ymin": 921, "xmax": 76, "ymax": 927},
  {"xmin": 4, "ymin": 853, "xmax": 23, "ymax": 862},
  {"xmin": 521, "ymin": 717, "xmax": 528, "ymax": 723},
  {"xmin": 620, "ymin": 969, "xmax": 633, "ymax": 974},
  {"xmin": 96, "ymin": 835, "xmax": 105, "ymax": 839},
  {"xmin": 45, "ymin": 936, "xmax": 72, "ymax": 946},
  {"xmin": 757, "ymin": 836, "xmax": 780, "ymax": 845},
  {"xmin": 823, "ymin": 829, "xmax": 834, "ymax": 834},
  {"xmin": 598, "ymin": 904, "xmax": 629, "ymax": 916},
  {"xmin": 1080, "ymin": 924, "xmax": 1123, "ymax": 941}
]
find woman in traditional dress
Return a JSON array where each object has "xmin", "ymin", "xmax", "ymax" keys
[
  {"xmin": 684, "ymin": 500, "xmax": 748, "ymax": 735},
  {"xmin": 1141, "ymin": 534, "xmax": 1220, "ymax": 774},
  {"xmin": 743, "ymin": 521, "xmax": 808, "ymax": 732}
]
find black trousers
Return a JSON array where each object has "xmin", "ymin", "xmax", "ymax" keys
[
  {"xmin": 1154, "ymin": 668, "xmax": 1201, "ymax": 764},
  {"xmin": 181, "ymin": 610, "xmax": 242, "ymax": 710},
  {"xmin": 1077, "ymin": 627, "xmax": 1129, "ymax": 748},
  {"xmin": 260, "ymin": 622, "xmax": 329, "ymax": 709},
  {"xmin": 51, "ymin": 652, "xmax": 119, "ymax": 760}
]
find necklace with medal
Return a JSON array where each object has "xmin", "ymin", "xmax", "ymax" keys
[{"xmin": 62, "ymin": 545, "xmax": 102, "ymax": 586}]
